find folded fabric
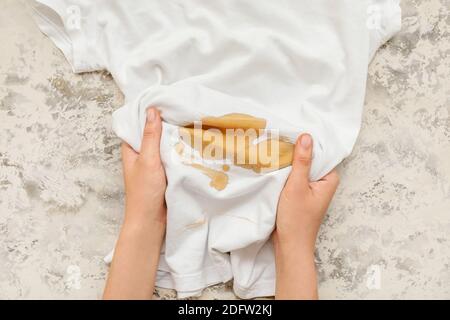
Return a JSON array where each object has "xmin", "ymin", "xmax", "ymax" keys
[{"xmin": 32, "ymin": 0, "xmax": 401, "ymax": 298}]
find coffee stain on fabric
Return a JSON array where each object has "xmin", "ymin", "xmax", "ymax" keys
[
  {"xmin": 188, "ymin": 163, "xmax": 229, "ymax": 191},
  {"xmin": 175, "ymin": 113, "xmax": 294, "ymax": 191},
  {"xmin": 180, "ymin": 113, "xmax": 294, "ymax": 172},
  {"xmin": 183, "ymin": 217, "xmax": 207, "ymax": 230},
  {"xmin": 198, "ymin": 113, "xmax": 267, "ymax": 131}
]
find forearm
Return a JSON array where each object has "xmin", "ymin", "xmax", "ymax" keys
[
  {"xmin": 103, "ymin": 213, "xmax": 165, "ymax": 300},
  {"xmin": 274, "ymin": 239, "xmax": 318, "ymax": 300}
]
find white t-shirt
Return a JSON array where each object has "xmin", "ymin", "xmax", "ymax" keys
[{"xmin": 33, "ymin": 0, "xmax": 401, "ymax": 298}]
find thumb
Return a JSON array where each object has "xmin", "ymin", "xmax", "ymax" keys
[
  {"xmin": 140, "ymin": 107, "xmax": 162, "ymax": 162},
  {"xmin": 287, "ymin": 133, "xmax": 313, "ymax": 191}
]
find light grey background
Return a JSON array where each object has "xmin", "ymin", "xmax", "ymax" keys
[{"xmin": 0, "ymin": 0, "xmax": 449, "ymax": 299}]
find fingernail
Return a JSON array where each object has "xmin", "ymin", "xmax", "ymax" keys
[
  {"xmin": 300, "ymin": 134, "xmax": 312, "ymax": 149},
  {"xmin": 147, "ymin": 108, "xmax": 156, "ymax": 122}
]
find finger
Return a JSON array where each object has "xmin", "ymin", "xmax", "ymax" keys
[
  {"xmin": 322, "ymin": 169, "xmax": 340, "ymax": 195},
  {"xmin": 121, "ymin": 142, "xmax": 138, "ymax": 173},
  {"xmin": 140, "ymin": 107, "xmax": 162, "ymax": 163},
  {"xmin": 287, "ymin": 133, "xmax": 313, "ymax": 191},
  {"xmin": 311, "ymin": 169, "xmax": 340, "ymax": 198}
]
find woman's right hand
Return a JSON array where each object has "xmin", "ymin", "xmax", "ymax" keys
[{"xmin": 273, "ymin": 134, "xmax": 340, "ymax": 299}]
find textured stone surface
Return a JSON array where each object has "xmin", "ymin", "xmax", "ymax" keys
[{"xmin": 0, "ymin": 0, "xmax": 449, "ymax": 299}]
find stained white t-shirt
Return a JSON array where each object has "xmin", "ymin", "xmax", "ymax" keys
[{"xmin": 33, "ymin": 0, "xmax": 401, "ymax": 298}]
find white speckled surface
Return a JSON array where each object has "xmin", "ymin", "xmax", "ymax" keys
[{"xmin": 0, "ymin": 0, "xmax": 449, "ymax": 299}]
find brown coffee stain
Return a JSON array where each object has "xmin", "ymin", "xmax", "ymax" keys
[
  {"xmin": 174, "ymin": 142, "xmax": 185, "ymax": 155},
  {"xmin": 179, "ymin": 114, "xmax": 294, "ymax": 173},
  {"xmin": 198, "ymin": 113, "xmax": 267, "ymax": 131},
  {"xmin": 189, "ymin": 163, "xmax": 229, "ymax": 191},
  {"xmin": 175, "ymin": 142, "xmax": 229, "ymax": 191},
  {"xmin": 183, "ymin": 218, "xmax": 207, "ymax": 230},
  {"xmin": 175, "ymin": 113, "xmax": 294, "ymax": 191}
]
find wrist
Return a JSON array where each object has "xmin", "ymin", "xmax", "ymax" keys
[
  {"xmin": 125, "ymin": 199, "xmax": 166, "ymax": 223},
  {"xmin": 274, "ymin": 239, "xmax": 316, "ymax": 277},
  {"xmin": 123, "ymin": 208, "xmax": 166, "ymax": 240},
  {"xmin": 119, "ymin": 220, "xmax": 165, "ymax": 255},
  {"xmin": 273, "ymin": 231, "xmax": 316, "ymax": 259}
]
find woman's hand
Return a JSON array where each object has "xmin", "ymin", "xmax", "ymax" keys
[
  {"xmin": 274, "ymin": 134, "xmax": 339, "ymax": 300},
  {"xmin": 103, "ymin": 107, "xmax": 167, "ymax": 300},
  {"xmin": 122, "ymin": 107, "xmax": 167, "ymax": 227}
]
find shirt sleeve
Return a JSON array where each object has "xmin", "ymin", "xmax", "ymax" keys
[
  {"xmin": 367, "ymin": 0, "xmax": 402, "ymax": 59},
  {"xmin": 31, "ymin": 0, "xmax": 106, "ymax": 73}
]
